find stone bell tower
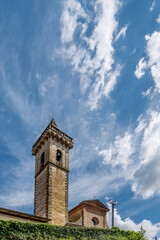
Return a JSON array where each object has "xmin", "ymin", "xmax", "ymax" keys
[{"xmin": 32, "ymin": 118, "xmax": 73, "ymax": 225}]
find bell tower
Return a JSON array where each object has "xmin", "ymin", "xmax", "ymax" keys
[{"xmin": 32, "ymin": 118, "xmax": 73, "ymax": 225}]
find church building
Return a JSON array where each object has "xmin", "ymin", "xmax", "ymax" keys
[{"xmin": 0, "ymin": 119, "xmax": 109, "ymax": 228}]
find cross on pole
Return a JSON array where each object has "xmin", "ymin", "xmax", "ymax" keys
[
  {"xmin": 140, "ymin": 226, "xmax": 143, "ymax": 232},
  {"xmin": 108, "ymin": 199, "xmax": 117, "ymax": 227},
  {"xmin": 50, "ymin": 108, "xmax": 54, "ymax": 119}
]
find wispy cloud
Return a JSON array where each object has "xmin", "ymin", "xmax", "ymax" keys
[
  {"xmin": 135, "ymin": 31, "xmax": 160, "ymax": 93},
  {"xmin": 61, "ymin": 0, "xmax": 87, "ymax": 43},
  {"xmin": 59, "ymin": 0, "xmax": 123, "ymax": 110},
  {"xmin": 157, "ymin": 14, "xmax": 160, "ymax": 24},
  {"xmin": 142, "ymin": 87, "xmax": 152, "ymax": 97},
  {"xmin": 0, "ymin": 133, "xmax": 34, "ymax": 209},
  {"xmin": 38, "ymin": 74, "xmax": 58, "ymax": 97},
  {"xmin": 88, "ymin": 64, "xmax": 122, "ymax": 110},
  {"xmin": 0, "ymin": 191, "xmax": 33, "ymax": 209},
  {"xmin": 0, "ymin": 9, "xmax": 63, "ymax": 209},
  {"xmin": 134, "ymin": 57, "xmax": 147, "ymax": 79},
  {"xmin": 115, "ymin": 25, "xmax": 128, "ymax": 41},
  {"xmin": 150, "ymin": 1, "xmax": 156, "ymax": 12}
]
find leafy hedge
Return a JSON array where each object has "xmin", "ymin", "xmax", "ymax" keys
[{"xmin": 0, "ymin": 220, "xmax": 146, "ymax": 240}]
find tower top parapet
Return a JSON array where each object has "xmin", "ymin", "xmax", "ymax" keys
[{"xmin": 32, "ymin": 118, "xmax": 73, "ymax": 156}]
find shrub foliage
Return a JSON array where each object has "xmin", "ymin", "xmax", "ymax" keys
[{"xmin": 0, "ymin": 220, "xmax": 146, "ymax": 240}]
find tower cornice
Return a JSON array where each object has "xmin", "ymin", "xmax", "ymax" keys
[{"xmin": 32, "ymin": 119, "xmax": 73, "ymax": 156}]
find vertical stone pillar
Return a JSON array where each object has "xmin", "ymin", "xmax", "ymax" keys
[
  {"xmin": 103, "ymin": 214, "xmax": 107, "ymax": 228},
  {"xmin": 82, "ymin": 207, "xmax": 87, "ymax": 226}
]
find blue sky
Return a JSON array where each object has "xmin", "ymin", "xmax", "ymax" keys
[{"xmin": 0, "ymin": 0, "xmax": 160, "ymax": 239}]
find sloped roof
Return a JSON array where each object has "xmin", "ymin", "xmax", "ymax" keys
[
  {"xmin": 69, "ymin": 199, "xmax": 109, "ymax": 214},
  {"xmin": 0, "ymin": 207, "xmax": 49, "ymax": 222},
  {"xmin": 80, "ymin": 200, "xmax": 109, "ymax": 210}
]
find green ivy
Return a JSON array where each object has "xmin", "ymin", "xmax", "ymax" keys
[{"xmin": 0, "ymin": 220, "xmax": 146, "ymax": 240}]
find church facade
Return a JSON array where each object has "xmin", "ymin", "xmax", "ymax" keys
[{"xmin": 0, "ymin": 119, "xmax": 109, "ymax": 228}]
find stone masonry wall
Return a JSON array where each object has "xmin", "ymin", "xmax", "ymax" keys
[
  {"xmin": 35, "ymin": 142, "xmax": 49, "ymax": 176},
  {"xmin": 48, "ymin": 164, "xmax": 68, "ymax": 226},
  {"xmin": 34, "ymin": 166, "xmax": 48, "ymax": 218},
  {"xmin": 86, "ymin": 207, "xmax": 106, "ymax": 228},
  {"xmin": 49, "ymin": 138, "xmax": 69, "ymax": 171}
]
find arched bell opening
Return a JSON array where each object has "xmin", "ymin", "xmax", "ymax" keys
[{"xmin": 56, "ymin": 149, "xmax": 62, "ymax": 167}]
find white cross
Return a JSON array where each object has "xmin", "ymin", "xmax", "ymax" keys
[{"xmin": 50, "ymin": 109, "xmax": 54, "ymax": 118}]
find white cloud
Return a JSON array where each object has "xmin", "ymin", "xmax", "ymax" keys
[
  {"xmin": 115, "ymin": 24, "xmax": 128, "ymax": 41},
  {"xmin": 146, "ymin": 32, "xmax": 160, "ymax": 66},
  {"xmin": 104, "ymin": 64, "xmax": 122, "ymax": 97},
  {"xmin": 135, "ymin": 31, "xmax": 160, "ymax": 93},
  {"xmin": 88, "ymin": 64, "xmax": 122, "ymax": 110},
  {"xmin": 134, "ymin": 57, "xmax": 147, "ymax": 79},
  {"xmin": 142, "ymin": 87, "xmax": 152, "ymax": 97},
  {"xmin": 60, "ymin": 0, "xmax": 123, "ymax": 110},
  {"xmin": 131, "ymin": 111, "xmax": 160, "ymax": 199},
  {"xmin": 141, "ymin": 111, "xmax": 160, "ymax": 163},
  {"xmin": 151, "ymin": 62, "xmax": 160, "ymax": 91},
  {"xmin": 99, "ymin": 110, "xmax": 160, "ymax": 200},
  {"xmin": 39, "ymin": 75, "xmax": 57, "ymax": 96},
  {"xmin": 157, "ymin": 15, "xmax": 160, "ymax": 24},
  {"xmin": 132, "ymin": 111, "xmax": 160, "ymax": 199},
  {"xmin": 107, "ymin": 206, "xmax": 160, "ymax": 240},
  {"xmin": 133, "ymin": 26, "xmax": 160, "ymax": 199},
  {"xmin": 99, "ymin": 132, "xmax": 133, "ymax": 168},
  {"xmin": 150, "ymin": 1, "xmax": 156, "ymax": 12},
  {"xmin": 145, "ymin": 31, "xmax": 160, "ymax": 92},
  {"xmin": 61, "ymin": 0, "xmax": 87, "ymax": 43},
  {"xmin": 135, "ymin": 115, "xmax": 146, "ymax": 134}
]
